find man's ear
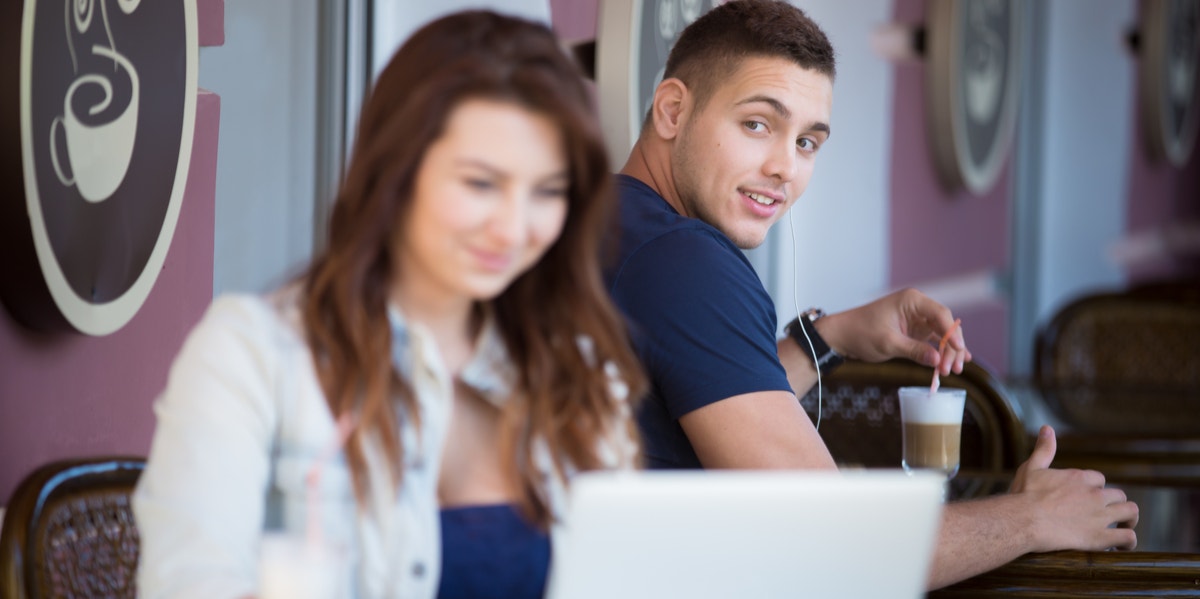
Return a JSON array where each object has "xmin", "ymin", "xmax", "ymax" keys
[{"xmin": 650, "ymin": 78, "xmax": 690, "ymax": 141}]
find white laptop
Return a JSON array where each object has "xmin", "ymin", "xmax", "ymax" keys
[{"xmin": 545, "ymin": 470, "xmax": 944, "ymax": 599}]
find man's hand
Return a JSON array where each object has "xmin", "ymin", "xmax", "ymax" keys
[
  {"xmin": 928, "ymin": 425, "xmax": 1139, "ymax": 589},
  {"xmin": 1009, "ymin": 426, "xmax": 1139, "ymax": 552},
  {"xmin": 819, "ymin": 288, "xmax": 971, "ymax": 375}
]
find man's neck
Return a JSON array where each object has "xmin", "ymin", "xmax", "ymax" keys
[{"xmin": 620, "ymin": 140, "xmax": 690, "ymax": 218}]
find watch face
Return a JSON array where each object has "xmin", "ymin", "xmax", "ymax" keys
[
  {"xmin": 925, "ymin": 0, "xmax": 1021, "ymax": 196},
  {"xmin": 2, "ymin": 0, "xmax": 197, "ymax": 335},
  {"xmin": 1139, "ymin": 0, "xmax": 1199, "ymax": 167}
]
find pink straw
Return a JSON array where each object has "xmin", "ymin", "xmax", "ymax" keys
[
  {"xmin": 930, "ymin": 319, "xmax": 962, "ymax": 393},
  {"xmin": 306, "ymin": 412, "xmax": 357, "ymax": 549}
]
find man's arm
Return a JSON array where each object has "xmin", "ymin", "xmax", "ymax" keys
[
  {"xmin": 813, "ymin": 288, "xmax": 972, "ymax": 381},
  {"xmin": 928, "ymin": 426, "xmax": 1138, "ymax": 589},
  {"xmin": 679, "ymin": 389, "xmax": 836, "ymax": 469},
  {"xmin": 763, "ymin": 290, "xmax": 1137, "ymax": 590}
]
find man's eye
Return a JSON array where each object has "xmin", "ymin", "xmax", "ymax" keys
[{"xmin": 798, "ymin": 138, "xmax": 819, "ymax": 152}]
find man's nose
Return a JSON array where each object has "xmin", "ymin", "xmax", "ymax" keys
[{"xmin": 763, "ymin": 138, "xmax": 799, "ymax": 182}]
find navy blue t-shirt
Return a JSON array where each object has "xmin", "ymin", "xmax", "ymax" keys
[{"xmin": 605, "ymin": 175, "xmax": 792, "ymax": 469}]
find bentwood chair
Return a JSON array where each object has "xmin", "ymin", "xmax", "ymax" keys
[
  {"xmin": 1032, "ymin": 282, "xmax": 1200, "ymax": 485},
  {"xmin": 1034, "ymin": 286, "xmax": 1200, "ymax": 398},
  {"xmin": 0, "ymin": 457, "xmax": 145, "ymax": 599},
  {"xmin": 798, "ymin": 359, "xmax": 1027, "ymax": 499}
]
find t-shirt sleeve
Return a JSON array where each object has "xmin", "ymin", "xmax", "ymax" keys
[{"xmin": 609, "ymin": 228, "xmax": 792, "ymax": 419}]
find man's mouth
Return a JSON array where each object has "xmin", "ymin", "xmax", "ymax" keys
[{"xmin": 745, "ymin": 191, "xmax": 776, "ymax": 206}]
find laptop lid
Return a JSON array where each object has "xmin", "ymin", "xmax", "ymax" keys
[{"xmin": 545, "ymin": 470, "xmax": 944, "ymax": 599}]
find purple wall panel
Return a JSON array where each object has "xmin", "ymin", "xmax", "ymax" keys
[
  {"xmin": 888, "ymin": 0, "xmax": 1011, "ymax": 374},
  {"xmin": 0, "ymin": 89, "xmax": 220, "ymax": 504},
  {"xmin": 198, "ymin": 0, "xmax": 226, "ymax": 47},
  {"xmin": 1125, "ymin": 65, "xmax": 1200, "ymax": 281},
  {"xmin": 548, "ymin": 0, "xmax": 598, "ymax": 41}
]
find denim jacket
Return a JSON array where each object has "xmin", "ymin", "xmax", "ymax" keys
[{"xmin": 134, "ymin": 289, "xmax": 636, "ymax": 599}]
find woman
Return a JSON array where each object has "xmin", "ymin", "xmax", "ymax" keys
[{"xmin": 134, "ymin": 10, "xmax": 645, "ymax": 599}]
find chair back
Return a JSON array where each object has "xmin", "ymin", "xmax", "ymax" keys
[
  {"xmin": 799, "ymin": 359, "xmax": 1026, "ymax": 497},
  {"xmin": 1035, "ymin": 289, "xmax": 1200, "ymax": 390},
  {"xmin": 1032, "ymin": 288, "xmax": 1200, "ymax": 435},
  {"xmin": 0, "ymin": 457, "xmax": 145, "ymax": 599}
]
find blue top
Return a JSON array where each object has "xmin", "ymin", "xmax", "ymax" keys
[
  {"xmin": 604, "ymin": 175, "xmax": 792, "ymax": 469},
  {"xmin": 436, "ymin": 504, "xmax": 550, "ymax": 599}
]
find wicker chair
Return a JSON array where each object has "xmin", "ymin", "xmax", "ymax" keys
[
  {"xmin": 1035, "ymin": 285, "xmax": 1200, "ymax": 430},
  {"xmin": 0, "ymin": 457, "xmax": 145, "ymax": 599},
  {"xmin": 1035, "ymin": 288, "xmax": 1200, "ymax": 396},
  {"xmin": 799, "ymin": 359, "xmax": 1026, "ymax": 499},
  {"xmin": 1032, "ymin": 284, "xmax": 1200, "ymax": 485}
]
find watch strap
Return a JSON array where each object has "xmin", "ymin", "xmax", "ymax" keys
[{"xmin": 786, "ymin": 310, "xmax": 844, "ymax": 376}]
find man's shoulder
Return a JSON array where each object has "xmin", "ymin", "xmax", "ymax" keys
[{"xmin": 612, "ymin": 175, "xmax": 741, "ymax": 264}]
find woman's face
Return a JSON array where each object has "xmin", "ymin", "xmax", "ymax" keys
[{"xmin": 396, "ymin": 98, "xmax": 570, "ymax": 310}]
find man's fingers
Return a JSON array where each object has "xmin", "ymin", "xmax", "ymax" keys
[
  {"xmin": 1099, "ymin": 487, "xmax": 1128, "ymax": 506},
  {"xmin": 1101, "ymin": 526, "xmax": 1138, "ymax": 551},
  {"xmin": 899, "ymin": 335, "xmax": 939, "ymax": 368},
  {"xmin": 1025, "ymin": 425, "xmax": 1057, "ymax": 471},
  {"xmin": 1110, "ymin": 500, "xmax": 1140, "ymax": 530}
]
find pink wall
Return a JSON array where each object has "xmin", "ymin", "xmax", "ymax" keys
[
  {"xmin": 548, "ymin": 0, "xmax": 598, "ymax": 42},
  {"xmin": 1124, "ymin": 60, "xmax": 1200, "ymax": 281},
  {"xmin": 0, "ymin": 1, "xmax": 224, "ymax": 502},
  {"xmin": 887, "ymin": 0, "xmax": 1011, "ymax": 374}
]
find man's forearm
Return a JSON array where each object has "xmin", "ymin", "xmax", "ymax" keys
[
  {"xmin": 927, "ymin": 495, "xmax": 1034, "ymax": 590},
  {"xmin": 777, "ymin": 336, "xmax": 819, "ymax": 397}
]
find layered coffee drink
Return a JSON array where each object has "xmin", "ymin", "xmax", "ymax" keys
[{"xmin": 898, "ymin": 387, "xmax": 966, "ymax": 479}]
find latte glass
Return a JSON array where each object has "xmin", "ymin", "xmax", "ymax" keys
[
  {"xmin": 259, "ymin": 532, "xmax": 350, "ymax": 599},
  {"xmin": 898, "ymin": 386, "xmax": 966, "ymax": 480}
]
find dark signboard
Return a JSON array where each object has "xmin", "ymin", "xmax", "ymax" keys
[
  {"xmin": 1, "ymin": 0, "xmax": 197, "ymax": 335},
  {"xmin": 925, "ymin": 0, "xmax": 1021, "ymax": 196},
  {"xmin": 1139, "ymin": 0, "xmax": 1199, "ymax": 167}
]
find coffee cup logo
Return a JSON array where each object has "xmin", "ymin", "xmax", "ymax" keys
[
  {"xmin": 50, "ymin": 44, "xmax": 140, "ymax": 202},
  {"xmin": 3, "ymin": 0, "xmax": 197, "ymax": 335},
  {"xmin": 925, "ymin": 0, "xmax": 1020, "ymax": 196}
]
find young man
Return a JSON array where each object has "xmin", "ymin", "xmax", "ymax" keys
[{"xmin": 604, "ymin": 0, "xmax": 1139, "ymax": 590}]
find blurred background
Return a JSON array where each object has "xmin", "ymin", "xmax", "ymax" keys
[{"xmin": 1, "ymin": 0, "xmax": 1196, "ymax": 502}]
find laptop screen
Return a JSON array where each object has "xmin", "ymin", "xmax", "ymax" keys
[{"xmin": 546, "ymin": 470, "xmax": 944, "ymax": 599}]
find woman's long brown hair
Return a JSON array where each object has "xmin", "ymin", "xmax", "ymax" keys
[{"xmin": 301, "ymin": 10, "xmax": 646, "ymax": 526}]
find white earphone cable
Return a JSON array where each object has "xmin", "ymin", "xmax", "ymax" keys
[{"xmin": 787, "ymin": 210, "xmax": 820, "ymax": 431}]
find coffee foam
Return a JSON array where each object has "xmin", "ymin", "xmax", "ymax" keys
[{"xmin": 898, "ymin": 387, "xmax": 965, "ymax": 424}]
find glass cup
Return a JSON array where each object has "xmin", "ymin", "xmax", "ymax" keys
[
  {"xmin": 898, "ymin": 386, "xmax": 966, "ymax": 480},
  {"xmin": 258, "ymin": 532, "xmax": 351, "ymax": 599}
]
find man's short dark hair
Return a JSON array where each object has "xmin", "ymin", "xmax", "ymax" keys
[{"xmin": 663, "ymin": 0, "xmax": 836, "ymax": 110}]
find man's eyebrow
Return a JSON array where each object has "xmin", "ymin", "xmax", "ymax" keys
[
  {"xmin": 736, "ymin": 95, "xmax": 792, "ymax": 120},
  {"xmin": 735, "ymin": 95, "xmax": 831, "ymax": 138},
  {"xmin": 809, "ymin": 122, "xmax": 831, "ymax": 138}
]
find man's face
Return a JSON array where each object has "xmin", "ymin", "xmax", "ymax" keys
[{"xmin": 672, "ymin": 57, "xmax": 832, "ymax": 249}]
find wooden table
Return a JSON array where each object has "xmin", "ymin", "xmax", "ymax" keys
[
  {"xmin": 930, "ymin": 550, "xmax": 1200, "ymax": 598},
  {"xmin": 931, "ymin": 473, "xmax": 1200, "ymax": 597}
]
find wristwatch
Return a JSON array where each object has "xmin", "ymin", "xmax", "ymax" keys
[{"xmin": 785, "ymin": 308, "xmax": 844, "ymax": 376}]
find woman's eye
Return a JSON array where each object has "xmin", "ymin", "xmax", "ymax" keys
[
  {"xmin": 536, "ymin": 187, "xmax": 568, "ymax": 201},
  {"xmin": 744, "ymin": 120, "xmax": 766, "ymax": 133},
  {"xmin": 466, "ymin": 178, "xmax": 495, "ymax": 191}
]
